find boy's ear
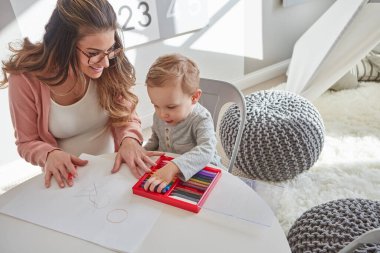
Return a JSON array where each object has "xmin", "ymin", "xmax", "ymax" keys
[{"xmin": 191, "ymin": 89, "xmax": 202, "ymax": 104}]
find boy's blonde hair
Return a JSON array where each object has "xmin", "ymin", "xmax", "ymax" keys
[{"xmin": 146, "ymin": 53, "xmax": 200, "ymax": 94}]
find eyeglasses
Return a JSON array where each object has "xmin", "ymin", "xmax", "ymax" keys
[{"xmin": 76, "ymin": 46, "xmax": 122, "ymax": 65}]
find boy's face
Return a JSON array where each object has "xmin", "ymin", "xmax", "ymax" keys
[{"xmin": 147, "ymin": 80, "xmax": 198, "ymax": 126}]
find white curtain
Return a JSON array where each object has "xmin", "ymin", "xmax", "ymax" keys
[{"xmin": 285, "ymin": 0, "xmax": 380, "ymax": 101}]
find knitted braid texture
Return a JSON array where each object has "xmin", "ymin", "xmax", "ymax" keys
[
  {"xmin": 220, "ymin": 90, "xmax": 325, "ymax": 181},
  {"xmin": 287, "ymin": 198, "xmax": 380, "ymax": 253}
]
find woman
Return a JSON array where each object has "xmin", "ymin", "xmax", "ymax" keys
[{"xmin": 0, "ymin": 0, "xmax": 161, "ymax": 188}]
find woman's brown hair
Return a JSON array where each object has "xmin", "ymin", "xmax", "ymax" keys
[{"xmin": 1, "ymin": 0, "xmax": 138, "ymax": 126}]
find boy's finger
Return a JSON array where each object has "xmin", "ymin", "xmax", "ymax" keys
[{"xmin": 157, "ymin": 181, "xmax": 168, "ymax": 193}]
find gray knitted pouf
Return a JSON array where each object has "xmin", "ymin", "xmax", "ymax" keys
[
  {"xmin": 354, "ymin": 243, "xmax": 380, "ymax": 253},
  {"xmin": 220, "ymin": 90, "xmax": 324, "ymax": 181},
  {"xmin": 287, "ymin": 198, "xmax": 380, "ymax": 253}
]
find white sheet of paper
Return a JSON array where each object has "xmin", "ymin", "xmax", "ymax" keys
[
  {"xmin": 0, "ymin": 154, "xmax": 163, "ymax": 253},
  {"xmin": 203, "ymin": 172, "xmax": 274, "ymax": 228}
]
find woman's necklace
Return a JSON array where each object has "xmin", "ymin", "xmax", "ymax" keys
[{"xmin": 49, "ymin": 82, "xmax": 77, "ymax": 97}]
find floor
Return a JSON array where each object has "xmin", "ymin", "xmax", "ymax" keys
[{"xmin": 142, "ymin": 74, "xmax": 287, "ymax": 169}]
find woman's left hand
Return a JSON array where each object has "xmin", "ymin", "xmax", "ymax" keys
[{"xmin": 111, "ymin": 137, "xmax": 163, "ymax": 178}]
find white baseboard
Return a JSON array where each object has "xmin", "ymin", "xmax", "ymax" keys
[{"xmin": 233, "ymin": 59, "xmax": 290, "ymax": 90}]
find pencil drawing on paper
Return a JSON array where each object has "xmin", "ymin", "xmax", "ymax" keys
[
  {"xmin": 73, "ymin": 181, "xmax": 129, "ymax": 223},
  {"xmin": 75, "ymin": 182, "xmax": 109, "ymax": 209},
  {"xmin": 107, "ymin": 209, "xmax": 128, "ymax": 223}
]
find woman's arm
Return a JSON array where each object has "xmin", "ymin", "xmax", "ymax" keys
[
  {"xmin": 111, "ymin": 110, "xmax": 163, "ymax": 177},
  {"xmin": 8, "ymin": 74, "xmax": 59, "ymax": 167},
  {"xmin": 112, "ymin": 110, "xmax": 144, "ymax": 150}
]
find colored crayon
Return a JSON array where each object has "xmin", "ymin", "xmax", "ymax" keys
[
  {"xmin": 196, "ymin": 170, "xmax": 217, "ymax": 177},
  {"xmin": 162, "ymin": 181, "xmax": 173, "ymax": 193},
  {"xmin": 171, "ymin": 188, "xmax": 202, "ymax": 200},
  {"xmin": 192, "ymin": 175, "xmax": 213, "ymax": 182},
  {"xmin": 180, "ymin": 182, "xmax": 208, "ymax": 191},
  {"xmin": 169, "ymin": 195, "xmax": 198, "ymax": 205},
  {"xmin": 170, "ymin": 191, "xmax": 201, "ymax": 203}
]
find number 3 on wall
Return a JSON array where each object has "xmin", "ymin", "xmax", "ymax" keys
[{"xmin": 109, "ymin": 0, "xmax": 208, "ymax": 48}]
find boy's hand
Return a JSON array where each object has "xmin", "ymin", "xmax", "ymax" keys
[{"xmin": 144, "ymin": 162, "xmax": 180, "ymax": 193}]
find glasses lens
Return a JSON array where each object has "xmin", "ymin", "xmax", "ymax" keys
[
  {"xmin": 88, "ymin": 48, "xmax": 122, "ymax": 64},
  {"xmin": 109, "ymin": 48, "xmax": 122, "ymax": 60}
]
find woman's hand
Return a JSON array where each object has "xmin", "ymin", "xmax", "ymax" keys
[
  {"xmin": 111, "ymin": 137, "xmax": 163, "ymax": 178},
  {"xmin": 143, "ymin": 162, "xmax": 179, "ymax": 193},
  {"xmin": 44, "ymin": 150, "xmax": 88, "ymax": 188}
]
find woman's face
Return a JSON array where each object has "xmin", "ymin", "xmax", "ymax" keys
[{"xmin": 76, "ymin": 30, "xmax": 116, "ymax": 79}]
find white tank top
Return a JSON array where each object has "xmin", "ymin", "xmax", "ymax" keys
[{"xmin": 49, "ymin": 80, "xmax": 114, "ymax": 156}]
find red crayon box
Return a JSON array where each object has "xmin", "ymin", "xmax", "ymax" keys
[{"xmin": 132, "ymin": 155, "xmax": 222, "ymax": 213}]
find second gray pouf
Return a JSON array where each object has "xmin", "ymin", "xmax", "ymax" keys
[
  {"xmin": 220, "ymin": 90, "xmax": 325, "ymax": 181},
  {"xmin": 287, "ymin": 198, "xmax": 380, "ymax": 253}
]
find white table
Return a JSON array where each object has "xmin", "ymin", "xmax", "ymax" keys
[{"xmin": 0, "ymin": 154, "xmax": 291, "ymax": 253}]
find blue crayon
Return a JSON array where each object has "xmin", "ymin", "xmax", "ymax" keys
[
  {"xmin": 162, "ymin": 182, "xmax": 173, "ymax": 193},
  {"xmin": 141, "ymin": 178, "xmax": 173, "ymax": 194}
]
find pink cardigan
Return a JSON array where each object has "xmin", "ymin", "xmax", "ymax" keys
[{"xmin": 8, "ymin": 73, "xmax": 143, "ymax": 167}]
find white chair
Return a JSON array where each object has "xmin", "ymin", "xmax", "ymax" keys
[
  {"xmin": 198, "ymin": 78, "xmax": 247, "ymax": 173},
  {"xmin": 338, "ymin": 228, "xmax": 380, "ymax": 253}
]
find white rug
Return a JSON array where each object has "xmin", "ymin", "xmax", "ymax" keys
[{"xmin": 248, "ymin": 82, "xmax": 380, "ymax": 235}]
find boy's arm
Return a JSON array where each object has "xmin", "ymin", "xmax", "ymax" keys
[{"xmin": 172, "ymin": 115, "xmax": 217, "ymax": 181}]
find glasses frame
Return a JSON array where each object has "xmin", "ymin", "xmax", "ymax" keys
[{"xmin": 76, "ymin": 46, "xmax": 123, "ymax": 65}]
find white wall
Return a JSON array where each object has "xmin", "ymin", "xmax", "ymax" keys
[
  {"xmin": 0, "ymin": 0, "xmax": 23, "ymax": 166},
  {"xmin": 244, "ymin": 0, "xmax": 336, "ymax": 73},
  {"xmin": 128, "ymin": 0, "xmax": 335, "ymax": 129},
  {"xmin": 0, "ymin": 0, "xmax": 334, "ymax": 165}
]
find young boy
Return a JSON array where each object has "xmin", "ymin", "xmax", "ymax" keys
[{"xmin": 143, "ymin": 53, "xmax": 222, "ymax": 192}]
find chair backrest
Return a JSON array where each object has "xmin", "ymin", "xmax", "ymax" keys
[
  {"xmin": 198, "ymin": 78, "xmax": 247, "ymax": 173},
  {"xmin": 338, "ymin": 228, "xmax": 380, "ymax": 253}
]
